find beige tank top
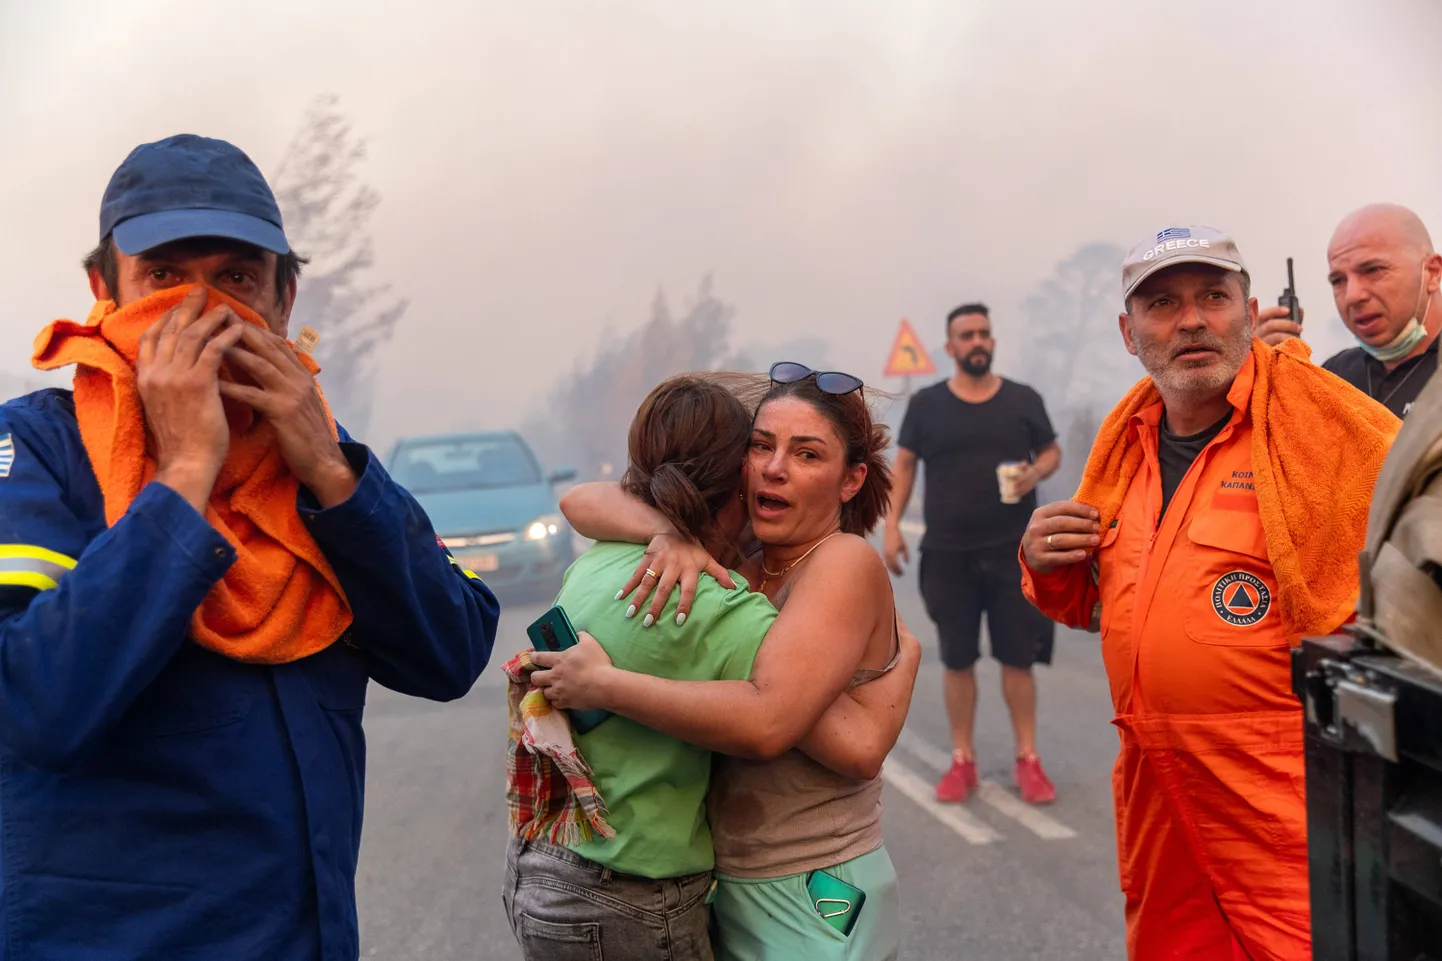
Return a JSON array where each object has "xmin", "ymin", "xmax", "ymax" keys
[{"xmin": 707, "ymin": 579, "xmax": 899, "ymax": 878}]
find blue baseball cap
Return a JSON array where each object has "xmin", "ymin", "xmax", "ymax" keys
[{"xmin": 99, "ymin": 134, "xmax": 290, "ymax": 256}]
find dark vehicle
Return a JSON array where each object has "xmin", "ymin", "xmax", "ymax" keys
[
  {"xmin": 1295, "ymin": 638, "xmax": 1442, "ymax": 961},
  {"xmin": 1296, "ymin": 360, "xmax": 1442, "ymax": 960},
  {"xmin": 386, "ymin": 431, "xmax": 576, "ymax": 598}
]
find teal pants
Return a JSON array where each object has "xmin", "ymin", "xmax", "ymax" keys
[{"xmin": 711, "ymin": 846, "xmax": 900, "ymax": 961}]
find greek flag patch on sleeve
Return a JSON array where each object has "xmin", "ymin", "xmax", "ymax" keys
[{"xmin": 0, "ymin": 435, "xmax": 12, "ymax": 478}]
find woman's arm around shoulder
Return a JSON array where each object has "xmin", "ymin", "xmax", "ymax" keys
[
  {"xmin": 560, "ymin": 483, "xmax": 736, "ymax": 613},
  {"xmin": 559, "ymin": 482, "xmax": 668, "ymax": 544}
]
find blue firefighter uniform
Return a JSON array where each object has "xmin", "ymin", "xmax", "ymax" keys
[{"xmin": 0, "ymin": 388, "xmax": 500, "ymax": 961}]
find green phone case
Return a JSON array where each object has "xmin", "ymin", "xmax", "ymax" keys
[
  {"xmin": 805, "ymin": 869, "xmax": 866, "ymax": 936},
  {"xmin": 524, "ymin": 606, "xmax": 612, "ymax": 734}
]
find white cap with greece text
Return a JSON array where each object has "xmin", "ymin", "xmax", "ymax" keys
[{"xmin": 1122, "ymin": 226, "xmax": 1249, "ymax": 301}]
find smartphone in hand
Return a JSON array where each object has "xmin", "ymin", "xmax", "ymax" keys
[{"xmin": 526, "ymin": 606, "xmax": 612, "ymax": 734}]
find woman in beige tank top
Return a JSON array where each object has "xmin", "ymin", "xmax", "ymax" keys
[{"xmin": 535, "ymin": 366, "xmax": 915, "ymax": 960}]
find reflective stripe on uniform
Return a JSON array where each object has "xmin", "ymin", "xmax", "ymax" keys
[
  {"xmin": 445, "ymin": 554, "xmax": 482, "ymax": 581},
  {"xmin": 0, "ymin": 546, "xmax": 78, "ymax": 591}
]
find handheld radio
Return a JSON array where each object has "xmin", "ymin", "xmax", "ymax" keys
[{"xmin": 1278, "ymin": 257, "xmax": 1301, "ymax": 328}]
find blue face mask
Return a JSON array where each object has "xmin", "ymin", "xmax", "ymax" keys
[
  {"xmin": 1358, "ymin": 264, "xmax": 1434, "ymax": 362},
  {"xmin": 1361, "ymin": 317, "xmax": 1427, "ymax": 362}
]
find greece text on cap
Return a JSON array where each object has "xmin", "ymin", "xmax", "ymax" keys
[{"xmin": 1142, "ymin": 237, "xmax": 1213, "ymax": 261}]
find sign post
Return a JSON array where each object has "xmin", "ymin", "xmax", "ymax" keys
[{"xmin": 883, "ymin": 318, "xmax": 936, "ymax": 396}]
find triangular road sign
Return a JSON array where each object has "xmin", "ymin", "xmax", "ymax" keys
[{"xmin": 883, "ymin": 319, "xmax": 936, "ymax": 377}]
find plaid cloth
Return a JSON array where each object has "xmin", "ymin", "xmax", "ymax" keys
[{"xmin": 504, "ymin": 650, "xmax": 614, "ymax": 845}]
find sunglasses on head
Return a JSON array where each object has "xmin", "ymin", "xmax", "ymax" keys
[{"xmin": 769, "ymin": 362, "xmax": 864, "ymax": 396}]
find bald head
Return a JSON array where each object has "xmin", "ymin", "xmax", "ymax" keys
[
  {"xmin": 1330, "ymin": 203, "xmax": 1434, "ymax": 259},
  {"xmin": 1327, "ymin": 203, "xmax": 1442, "ymax": 350}
]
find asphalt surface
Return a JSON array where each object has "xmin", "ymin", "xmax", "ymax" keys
[{"xmin": 355, "ymin": 548, "xmax": 1128, "ymax": 960}]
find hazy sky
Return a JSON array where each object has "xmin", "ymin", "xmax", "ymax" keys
[{"xmin": 3, "ymin": 0, "xmax": 1440, "ymax": 450}]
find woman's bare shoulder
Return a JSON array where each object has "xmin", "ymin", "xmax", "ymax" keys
[{"xmin": 805, "ymin": 533, "xmax": 890, "ymax": 588}]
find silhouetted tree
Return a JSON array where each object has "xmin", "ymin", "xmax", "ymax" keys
[
  {"xmin": 524, "ymin": 277, "xmax": 854, "ymax": 481},
  {"xmin": 1019, "ymin": 241, "xmax": 1137, "ymax": 415},
  {"xmin": 525, "ymin": 276, "xmax": 742, "ymax": 480},
  {"xmin": 1017, "ymin": 242, "xmax": 1138, "ymax": 500},
  {"xmin": 271, "ymin": 95, "xmax": 405, "ymax": 437}
]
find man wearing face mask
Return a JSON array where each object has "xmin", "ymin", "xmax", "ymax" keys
[
  {"xmin": 1020, "ymin": 226, "xmax": 1398, "ymax": 960},
  {"xmin": 1257, "ymin": 204, "xmax": 1441, "ymax": 418},
  {"xmin": 884, "ymin": 303, "xmax": 1062, "ymax": 805}
]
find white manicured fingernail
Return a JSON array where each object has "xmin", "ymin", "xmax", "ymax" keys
[
  {"xmin": 625, "ymin": 605, "xmax": 636, "ymax": 619},
  {"xmin": 615, "ymin": 590, "xmax": 625, "ymax": 601},
  {"xmin": 642, "ymin": 614, "xmax": 655, "ymax": 628},
  {"xmin": 675, "ymin": 613, "xmax": 687, "ymax": 626}
]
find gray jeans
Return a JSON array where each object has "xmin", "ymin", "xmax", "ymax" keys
[{"xmin": 503, "ymin": 836, "xmax": 715, "ymax": 961}]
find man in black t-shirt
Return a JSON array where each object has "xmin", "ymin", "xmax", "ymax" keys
[
  {"xmin": 1257, "ymin": 204, "xmax": 1441, "ymax": 418},
  {"xmin": 884, "ymin": 302, "xmax": 1062, "ymax": 805}
]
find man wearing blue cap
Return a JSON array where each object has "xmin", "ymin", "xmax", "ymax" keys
[{"xmin": 0, "ymin": 135, "xmax": 501, "ymax": 960}]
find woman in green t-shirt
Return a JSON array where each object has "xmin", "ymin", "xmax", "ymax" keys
[{"xmin": 535, "ymin": 365, "xmax": 921, "ymax": 960}]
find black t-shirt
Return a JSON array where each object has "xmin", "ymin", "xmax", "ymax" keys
[
  {"xmin": 1322, "ymin": 336, "xmax": 1439, "ymax": 419},
  {"xmin": 1157, "ymin": 411, "xmax": 1231, "ymax": 521},
  {"xmin": 897, "ymin": 378, "xmax": 1056, "ymax": 551}
]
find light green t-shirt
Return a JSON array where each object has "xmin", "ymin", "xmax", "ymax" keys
[{"xmin": 561, "ymin": 541, "xmax": 776, "ymax": 878}]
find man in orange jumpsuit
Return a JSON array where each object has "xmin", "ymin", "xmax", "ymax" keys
[{"xmin": 1020, "ymin": 226, "xmax": 1398, "ymax": 960}]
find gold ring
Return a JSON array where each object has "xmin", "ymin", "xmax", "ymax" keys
[
  {"xmin": 1046, "ymin": 534, "xmax": 1055, "ymax": 550},
  {"xmin": 644, "ymin": 568, "xmax": 659, "ymax": 579}
]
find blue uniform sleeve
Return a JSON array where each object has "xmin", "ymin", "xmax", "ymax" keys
[
  {"xmin": 0, "ymin": 412, "xmax": 235, "ymax": 769},
  {"xmin": 298, "ymin": 441, "xmax": 499, "ymax": 701}
]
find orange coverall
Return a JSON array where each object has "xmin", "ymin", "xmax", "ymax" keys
[{"xmin": 1023, "ymin": 363, "xmax": 1321, "ymax": 961}]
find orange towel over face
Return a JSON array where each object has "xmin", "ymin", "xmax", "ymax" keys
[
  {"xmin": 1076, "ymin": 337, "xmax": 1400, "ymax": 639},
  {"xmin": 32, "ymin": 285, "xmax": 353, "ymax": 664}
]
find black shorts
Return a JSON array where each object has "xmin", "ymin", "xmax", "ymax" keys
[{"xmin": 919, "ymin": 545, "xmax": 1055, "ymax": 671}]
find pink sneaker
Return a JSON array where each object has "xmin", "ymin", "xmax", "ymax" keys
[
  {"xmin": 934, "ymin": 757, "xmax": 979, "ymax": 803},
  {"xmin": 1015, "ymin": 754, "xmax": 1057, "ymax": 805}
]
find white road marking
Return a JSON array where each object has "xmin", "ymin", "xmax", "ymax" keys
[
  {"xmin": 896, "ymin": 727, "xmax": 955, "ymax": 771},
  {"xmin": 974, "ymin": 780, "xmax": 1077, "ymax": 840},
  {"xmin": 881, "ymin": 757, "xmax": 1002, "ymax": 845},
  {"xmin": 895, "ymin": 728, "xmax": 1078, "ymax": 840}
]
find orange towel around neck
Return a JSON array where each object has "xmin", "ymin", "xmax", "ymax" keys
[
  {"xmin": 1076, "ymin": 337, "xmax": 1400, "ymax": 639},
  {"xmin": 31, "ymin": 285, "xmax": 353, "ymax": 664}
]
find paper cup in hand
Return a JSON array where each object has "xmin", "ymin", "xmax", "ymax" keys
[{"xmin": 996, "ymin": 462, "xmax": 1027, "ymax": 504}]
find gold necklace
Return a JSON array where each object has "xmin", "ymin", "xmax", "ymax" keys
[{"xmin": 759, "ymin": 530, "xmax": 841, "ymax": 591}]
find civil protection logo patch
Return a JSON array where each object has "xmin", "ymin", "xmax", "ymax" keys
[
  {"xmin": 1212, "ymin": 571, "xmax": 1270, "ymax": 626},
  {"xmin": 0, "ymin": 434, "xmax": 12, "ymax": 478}
]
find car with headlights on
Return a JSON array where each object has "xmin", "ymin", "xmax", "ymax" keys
[{"xmin": 385, "ymin": 431, "xmax": 576, "ymax": 598}]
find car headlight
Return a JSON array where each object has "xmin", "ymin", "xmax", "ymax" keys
[{"xmin": 525, "ymin": 514, "xmax": 564, "ymax": 541}]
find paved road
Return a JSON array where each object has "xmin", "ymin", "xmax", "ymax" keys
[{"xmin": 356, "ymin": 560, "xmax": 1127, "ymax": 960}]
